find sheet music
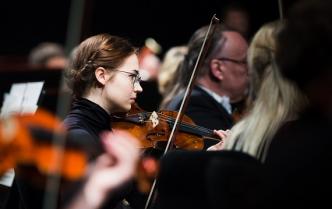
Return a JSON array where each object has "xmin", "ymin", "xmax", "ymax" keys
[
  {"xmin": 0, "ymin": 169, "xmax": 15, "ymax": 187},
  {"xmin": 0, "ymin": 81, "xmax": 44, "ymax": 117},
  {"xmin": 21, "ymin": 82, "xmax": 44, "ymax": 114},
  {"xmin": 0, "ymin": 83, "xmax": 26, "ymax": 117}
]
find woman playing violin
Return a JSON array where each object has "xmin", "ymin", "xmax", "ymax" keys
[
  {"xmin": 62, "ymin": 33, "xmax": 143, "ymax": 209},
  {"xmin": 64, "ymin": 33, "xmax": 143, "ymax": 156},
  {"xmin": 62, "ymin": 31, "xmax": 228, "ymax": 209}
]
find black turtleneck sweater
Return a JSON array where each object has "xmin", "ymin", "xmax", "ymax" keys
[
  {"xmin": 62, "ymin": 98, "xmax": 134, "ymax": 209},
  {"xmin": 63, "ymin": 98, "xmax": 111, "ymax": 159}
]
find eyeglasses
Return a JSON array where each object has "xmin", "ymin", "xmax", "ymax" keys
[
  {"xmin": 216, "ymin": 57, "xmax": 247, "ymax": 65},
  {"xmin": 114, "ymin": 70, "xmax": 142, "ymax": 87}
]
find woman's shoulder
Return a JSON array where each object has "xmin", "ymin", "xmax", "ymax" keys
[{"xmin": 66, "ymin": 128, "xmax": 102, "ymax": 160}]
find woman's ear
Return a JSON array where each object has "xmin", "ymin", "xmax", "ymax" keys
[
  {"xmin": 95, "ymin": 67, "xmax": 109, "ymax": 85},
  {"xmin": 210, "ymin": 59, "xmax": 224, "ymax": 81}
]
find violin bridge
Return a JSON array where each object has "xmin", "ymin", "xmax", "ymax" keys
[{"xmin": 149, "ymin": 111, "xmax": 159, "ymax": 128}]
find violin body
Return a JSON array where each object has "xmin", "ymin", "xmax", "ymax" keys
[{"xmin": 112, "ymin": 104, "xmax": 205, "ymax": 150}]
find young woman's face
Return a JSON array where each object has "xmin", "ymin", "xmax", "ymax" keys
[{"xmin": 104, "ymin": 54, "xmax": 143, "ymax": 113}]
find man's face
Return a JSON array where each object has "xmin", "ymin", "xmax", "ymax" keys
[{"xmin": 218, "ymin": 32, "xmax": 249, "ymax": 102}]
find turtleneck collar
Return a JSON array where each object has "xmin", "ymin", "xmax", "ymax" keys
[{"xmin": 64, "ymin": 98, "xmax": 112, "ymax": 138}]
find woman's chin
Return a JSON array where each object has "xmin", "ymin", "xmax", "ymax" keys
[
  {"xmin": 112, "ymin": 104, "xmax": 131, "ymax": 113},
  {"xmin": 123, "ymin": 103, "xmax": 132, "ymax": 112}
]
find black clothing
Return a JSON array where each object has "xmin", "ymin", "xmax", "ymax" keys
[
  {"xmin": 156, "ymin": 150, "xmax": 264, "ymax": 209},
  {"xmin": 167, "ymin": 86, "xmax": 233, "ymax": 149},
  {"xmin": 64, "ymin": 98, "xmax": 111, "ymax": 139},
  {"xmin": 62, "ymin": 98, "xmax": 133, "ymax": 209},
  {"xmin": 63, "ymin": 98, "xmax": 111, "ymax": 159},
  {"xmin": 0, "ymin": 181, "xmax": 22, "ymax": 209},
  {"xmin": 155, "ymin": 105, "xmax": 332, "ymax": 209},
  {"xmin": 263, "ymin": 109, "xmax": 332, "ymax": 209}
]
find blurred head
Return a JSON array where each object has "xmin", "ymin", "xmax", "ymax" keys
[
  {"xmin": 276, "ymin": 0, "xmax": 332, "ymax": 88},
  {"xmin": 138, "ymin": 38, "xmax": 162, "ymax": 81},
  {"xmin": 276, "ymin": 0, "xmax": 332, "ymax": 113},
  {"xmin": 158, "ymin": 46, "xmax": 188, "ymax": 95},
  {"xmin": 247, "ymin": 20, "xmax": 307, "ymax": 116},
  {"xmin": 66, "ymin": 34, "xmax": 143, "ymax": 113},
  {"xmin": 29, "ymin": 42, "xmax": 67, "ymax": 69},
  {"xmin": 247, "ymin": 21, "xmax": 282, "ymax": 101},
  {"xmin": 223, "ymin": 21, "xmax": 308, "ymax": 159},
  {"xmin": 221, "ymin": 3, "xmax": 250, "ymax": 39}
]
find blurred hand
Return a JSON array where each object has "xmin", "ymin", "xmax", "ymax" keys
[
  {"xmin": 207, "ymin": 129, "xmax": 231, "ymax": 151},
  {"xmin": 68, "ymin": 130, "xmax": 140, "ymax": 209}
]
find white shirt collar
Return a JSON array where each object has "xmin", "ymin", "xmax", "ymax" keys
[{"xmin": 198, "ymin": 85, "xmax": 232, "ymax": 114}]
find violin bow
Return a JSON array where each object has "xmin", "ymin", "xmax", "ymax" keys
[
  {"xmin": 144, "ymin": 14, "xmax": 220, "ymax": 209},
  {"xmin": 278, "ymin": 0, "xmax": 284, "ymax": 20},
  {"xmin": 42, "ymin": 1, "xmax": 86, "ymax": 209}
]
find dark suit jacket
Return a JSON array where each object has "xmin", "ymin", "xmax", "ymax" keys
[{"xmin": 166, "ymin": 85, "xmax": 233, "ymax": 149}]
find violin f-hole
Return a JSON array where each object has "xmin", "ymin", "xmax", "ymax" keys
[{"xmin": 146, "ymin": 130, "xmax": 166, "ymax": 141}]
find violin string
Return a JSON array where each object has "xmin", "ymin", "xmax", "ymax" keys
[
  {"xmin": 128, "ymin": 112, "xmax": 215, "ymax": 136},
  {"xmin": 156, "ymin": 113, "xmax": 214, "ymax": 133},
  {"xmin": 159, "ymin": 116, "xmax": 213, "ymax": 135},
  {"xmin": 127, "ymin": 112, "xmax": 214, "ymax": 135}
]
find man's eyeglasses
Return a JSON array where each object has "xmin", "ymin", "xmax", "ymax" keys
[
  {"xmin": 216, "ymin": 57, "xmax": 247, "ymax": 65},
  {"xmin": 114, "ymin": 70, "xmax": 142, "ymax": 87}
]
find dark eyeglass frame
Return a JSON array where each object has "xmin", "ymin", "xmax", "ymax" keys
[
  {"xmin": 114, "ymin": 70, "xmax": 142, "ymax": 87},
  {"xmin": 216, "ymin": 57, "xmax": 247, "ymax": 65}
]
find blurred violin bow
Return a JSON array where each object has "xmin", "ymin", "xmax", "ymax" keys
[{"xmin": 278, "ymin": 0, "xmax": 284, "ymax": 20}]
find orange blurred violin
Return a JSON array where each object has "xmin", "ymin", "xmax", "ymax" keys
[
  {"xmin": 0, "ymin": 109, "xmax": 87, "ymax": 181},
  {"xmin": 111, "ymin": 103, "xmax": 222, "ymax": 151}
]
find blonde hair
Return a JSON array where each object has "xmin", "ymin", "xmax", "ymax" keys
[
  {"xmin": 223, "ymin": 21, "xmax": 307, "ymax": 161},
  {"xmin": 158, "ymin": 46, "xmax": 188, "ymax": 96}
]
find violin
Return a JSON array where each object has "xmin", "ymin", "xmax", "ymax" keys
[
  {"xmin": 111, "ymin": 103, "xmax": 224, "ymax": 194},
  {"xmin": 0, "ymin": 109, "xmax": 87, "ymax": 181},
  {"xmin": 111, "ymin": 103, "xmax": 221, "ymax": 151}
]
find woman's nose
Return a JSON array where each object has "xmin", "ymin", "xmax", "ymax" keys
[{"xmin": 134, "ymin": 82, "xmax": 143, "ymax": 93}]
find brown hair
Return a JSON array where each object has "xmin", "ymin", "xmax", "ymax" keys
[{"xmin": 65, "ymin": 33, "xmax": 136, "ymax": 98}]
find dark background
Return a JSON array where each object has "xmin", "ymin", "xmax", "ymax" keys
[
  {"xmin": 0, "ymin": 0, "xmax": 298, "ymax": 57},
  {"xmin": 0, "ymin": 0, "xmax": 299, "ymax": 113}
]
